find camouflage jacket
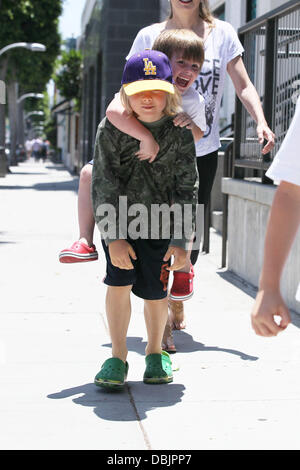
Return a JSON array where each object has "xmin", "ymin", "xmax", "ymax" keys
[{"xmin": 91, "ymin": 116, "xmax": 198, "ymax": 249}]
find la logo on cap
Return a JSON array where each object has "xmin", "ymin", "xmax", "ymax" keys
[{"xmin": 143, "ymin": 58, "xmax": 157, "ymax": 76}]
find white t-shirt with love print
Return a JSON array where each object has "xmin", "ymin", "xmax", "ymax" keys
[{"xmin": 127, "ymin": 19, "xmax": 244, "ymax": 156}]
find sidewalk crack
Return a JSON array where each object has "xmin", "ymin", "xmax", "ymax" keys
[{"xmin": 127, "ymin": 383, "xmax": 152, "ymax": 451}]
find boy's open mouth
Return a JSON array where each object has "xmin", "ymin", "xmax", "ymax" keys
[{"xmin": 176, "ymin": 76, "xmax": 190, "ymax": 88}]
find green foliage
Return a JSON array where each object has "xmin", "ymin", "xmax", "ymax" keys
[
  {"xmin": 44, "ymin": 115, "xmax": 57, "ymax": 147},
  {"xmin": 0, "ymin": 0, "xmax": 63, "ymax": 91},
  {"xmin": 54, "ymin": 49, "xmax": 82, "ymax": 107}
]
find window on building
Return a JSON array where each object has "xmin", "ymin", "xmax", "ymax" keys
[
  {"xmin": 214, "ymin": 3, "xmax": 225, "ymax": 20},
  {"xmin": 247, "ymin": 0, "xmax": 257, "ymax": 22}
]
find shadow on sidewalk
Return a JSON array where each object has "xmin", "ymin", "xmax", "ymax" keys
[
  {"xmin": 47, "ymin": 381, "xmax": 185, "ymax": 422},
  {"xmin": 45, "ymin": 164, "xmax": 74, "ymax": 172},
  {"xmin": 102, "ymin": 335, "xmax": 258, "ymax": 361},
  {"xmin": 173, "ymin": 331, "xmax": 259, "ymax": 360},
  {"xmin": 0, "ymin": 180, "xmax": 78, "ymax": 192},
  {"xmin": 47, "ymin": 336, "xmax": 256, "ymax": 421},
  {"xmin": 7, "ymin": 172, "xmax": 47, "ymax": 176},
  {"xmin": 0, "ymin": 231, "xmax": 17, "ymax": 245},
  {"xmin": 216, "ymin": 269, "xmax": 257, "ymax": 299}
]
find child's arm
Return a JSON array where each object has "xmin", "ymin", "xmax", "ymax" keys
[
  {"xmin": 91, "ymin": 122, "xmax": 138, "ymax": 268},
  {"xmin": 251, "ymin": 181, "xmax": 300, "ymax": 336},
  {"xmin": 173, "ymin": 112, "xmax": 204, "ymax": 143},
  {"xmin": 106, "ymin": 94, "xmax": 159, "ymax": 162}
]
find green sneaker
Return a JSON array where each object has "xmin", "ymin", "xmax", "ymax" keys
[
  {"xmin": 94, "ymin": 358, "xmax": 129, "ymax": 391},
  {"xmin": 143, "ymin": 351, "xmax": 173, "ymax": 384}
]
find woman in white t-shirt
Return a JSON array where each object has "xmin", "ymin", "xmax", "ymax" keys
[
  {"xmin": 106, "ymin": 0, "xmax": 275, "ymax": 336},
  {"xmin": 251, "ymin": 95, "xmax": 300, "ymax": 337}
]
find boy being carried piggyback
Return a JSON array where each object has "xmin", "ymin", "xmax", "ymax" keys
[
  {"xmin": 59, "ymin": 29, "xmax": 206, "ymax": 352},
  {"xmin": 92, "ymin": 50, "xmax": 198, "ymax": 390}
]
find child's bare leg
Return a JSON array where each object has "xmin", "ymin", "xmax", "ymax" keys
[
  {"xmin": 169, "ymin": 205, "xmax": 204, "ymax": 328},
  {"xmin": 168, "ymin": 246, "xmax": 192, "ymax": 331},
  {"xmin": 78, "ymin": 164, "xmax": 95, "ymax": 246},
  {"xmin": 143, "ymin": 297, "xmax": 168, "ymax": 356},
  {"xmin": 176, "ymin": 204, "xmax": 204, "ymax": 273},
  {"xmin": 105, "ymin": 285, "xmax": 132, "ymax": 362}
]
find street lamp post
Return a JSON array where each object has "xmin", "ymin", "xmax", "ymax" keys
[
  {"xmin": 17, "ymin": 93, "xmax": 44, "ymax": 146},
  {"xmin": 0, "ymin": 42, "xmax": 46, "ymax": 176},
  {"xmin": 25, "ymin": 110, "xmax": 44, "ymax": 119},
  {"xmin": 17, "ymin": 92, "xmax": 44, "ymax": 104},
  {"xmin": 0, "ymin": 42, "xmax": 46, "ymax": 57},
  {"xmin": 25, "ymin": 111, "xmax": 45, "ymax": 140}
]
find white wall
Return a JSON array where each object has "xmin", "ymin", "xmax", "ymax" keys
[
  {"xmin": 81, "ymin": 0, "xmax": 98, "ymax": 34},
  {"xmin": 257, "ymin": 0, "xmax": 287, "ymax": 16}
]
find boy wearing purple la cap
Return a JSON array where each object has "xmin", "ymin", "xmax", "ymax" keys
[{"xmin": 91, "ymin": 51, "xmax": 198, "ymax": 390}]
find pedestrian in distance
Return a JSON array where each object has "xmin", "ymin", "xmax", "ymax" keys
[
  {"xmin": 25, "ymin": 139, "xmax": 32, "ymax": 160},
  {"xmin": 105, "ymin": 0, "xmax": 275, "ymax": 346},
  {"xmin": 251, "ymin": 95, "xmax": 300, "ymax": 337},
  {"xmin": 92, "ymin": 50, "xmax": 198, "ymax": 390},
  {"xmin": 40, "ymin": 140, "xmax": 48, "ymax": 162},
  {"xmin": 32, "ymin": 137, "xmax": 43, "ymax": 162}
]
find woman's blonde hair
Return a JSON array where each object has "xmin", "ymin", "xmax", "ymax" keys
[
  {"xmin": 169, "ymin": 0, "xmax": 215, "ymax": 26},
  {"xmin": 120, "ymin": 86, "xmax": 182, "ymax": 118},
  {"xmin": 153, "ymin": 29, "xmax": 205, "ymax": 69}
]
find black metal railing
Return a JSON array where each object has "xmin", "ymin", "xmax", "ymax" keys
[
  {"xmin": 234, "ymin": 0, "xmax": 300, "ymax": 180},
  {"xmin": 221, "ymin": 0, "xmax": 300, "ymax": 267}
]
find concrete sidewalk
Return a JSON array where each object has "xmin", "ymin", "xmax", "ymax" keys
[{"xmin": 1, "ymin": 159, "xmax": 300, "ymax": 451}]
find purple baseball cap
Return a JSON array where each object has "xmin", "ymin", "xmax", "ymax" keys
[{"xmin": 122, "ymin": 50, "xmax": 175, "ymax": 96}]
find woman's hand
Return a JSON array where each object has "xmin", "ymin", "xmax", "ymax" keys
[
  {"xmin": 257, "ymin": 122, "xmax": 275, "ymax": 155},
  {"xmin": 228, "ymin": 56, "xmax": 276, "ymax": 154}
]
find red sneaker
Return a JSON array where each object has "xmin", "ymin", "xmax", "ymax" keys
[
  {"xmin": 169, "ymin": 265, "xmax": 194, "ymax": 301},
  {"xmin": 59, "ymin": 241, "xmax": 98, "ymax": 263}
]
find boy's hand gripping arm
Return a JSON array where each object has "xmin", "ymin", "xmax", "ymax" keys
[
  {"xmin": 173, "ymin": 112, "xmax": 204, "ymax": 143},
  {"xmin": 106, "ymin": 93, "xmax": 159, "ymax": 162}
]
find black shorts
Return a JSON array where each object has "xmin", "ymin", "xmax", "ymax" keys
[{"xmin": 101, "ymin": 238, "xmax": 171, "ymax": 300}]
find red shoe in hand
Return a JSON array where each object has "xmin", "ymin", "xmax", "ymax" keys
[
  {"xmin": 59, "ymin": 241, "xmax": 98, "ymax": 263},
  {"xmin": 169, "ymin": 265, "xmax": 194, "ymax": 301}
]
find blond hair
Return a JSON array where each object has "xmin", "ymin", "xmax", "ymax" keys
[
  {"xmin": 153, "ymin": 29, "xmax": 205, "ymax": 69},
  {"xmin": 119, "ymin": 86, "xmax": 182, "ymax": 118},
  {"xmin": 169, "ymin": 0, "xmax": 215, "ymax": 26}
]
